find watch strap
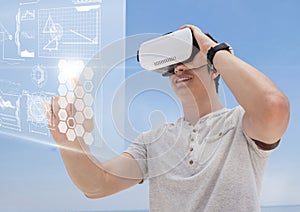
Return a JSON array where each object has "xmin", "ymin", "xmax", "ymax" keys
[{"xmin": 207, "ymin": 42, "xmax": 231, "ymax": 70}]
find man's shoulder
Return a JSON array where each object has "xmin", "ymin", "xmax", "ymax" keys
[
  {"xmin": 220, "ymin": 105, "xmax": 244, "ymax": 121},
  {"xmin": 204, "ymin": 106, "xmax": 243, "ymax": 125},
  {"xmin": 141, "ymin": 121, "xmax": 177, "ymax": 139}
]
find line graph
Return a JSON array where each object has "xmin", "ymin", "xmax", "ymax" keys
[
  {"xmin": 67, "ymin": 29, "xmax": 98, "ymax": 44},
  {"xmin": 21, "ymin": 10, "xmax": 35, "ymax": 21},
  {"xmin": 0, "ymin": 81, "xmax": 21, "ymax": 132},
  {"xmin": 38, "ymin": 5, "xmax": 101, "ymax": 59},
  {"xmin": 0, "ymin": 96, "xmax": 15, "ymax": 109}
]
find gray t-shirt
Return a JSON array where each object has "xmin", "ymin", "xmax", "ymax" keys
[{"xmin": 125, "ymin": 106, "xmax": 275, "ymax": 212}]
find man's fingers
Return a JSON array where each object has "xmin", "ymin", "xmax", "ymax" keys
[
  {"xmin": 66, "ymin": 102, "xmax": 75, "ymax": 117},
  {"xmin": 43, "ymin": 100, "xmax": 51, "ymax": 119},
  {"xmin": 179, "ymin": 24, "xmax": 217, "ymax": 55},
  {"xmin": 43, "ymin": 100, "xmax": 53, "ymax": 128},
  {"xmin": 179, "ymin": 24, "xmax": 203, "ymax": 37},
  {"xmin": 52, "ymin": 96, "xmax": 60, "ymax": 119},
  {"xmin": 179, "ymin": 24, "xmax": 198, "ymax": 31},
  {"xmin": 48, "ymin": 94, "xmax": 94, "ymax": 143}
]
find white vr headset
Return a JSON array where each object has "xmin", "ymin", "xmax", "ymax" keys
[{"xmin": 137, "ymin": 28, "xmax": 201, "ymax": 77}]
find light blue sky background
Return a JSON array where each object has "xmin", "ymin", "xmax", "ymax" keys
[{"xmin": 0, "ymin": 0, "xmax": 299, "ymax": 211}]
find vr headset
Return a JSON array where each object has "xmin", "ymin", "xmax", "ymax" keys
[{"xmin": 137, "ymin": 28, "xmax": 213, "ymax": 77}]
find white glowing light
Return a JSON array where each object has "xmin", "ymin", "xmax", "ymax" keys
[{"xmin": 58, "ymin": 59, "xmax": 84, "ymax": 80}]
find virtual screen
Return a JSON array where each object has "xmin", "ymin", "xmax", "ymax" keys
[{"xmin": 0, "ymin": 0, "xmax": 126, "ymax": 159}]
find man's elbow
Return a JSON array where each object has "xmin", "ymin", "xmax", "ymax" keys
[
  {"xmin": 84, "ymin": 190, "xmax": 108, "ymax": 199},
  {"xmin": 84, "ymin": 185, "xmax": 119, "ymax": 199},
  {"xmin": 82, "ymin": 182, "xmax": 110, "ymax": 199},
  {"xmin": 261, "ymin": 93, "xmax": 290, "ymax": 136},
  {"xmin": 79, "ymin": 175, "xmax": 110, "ymax": 199},
  {"xmin": 266, "ymin": 93, "xmax": 290, "ymax": 122}
]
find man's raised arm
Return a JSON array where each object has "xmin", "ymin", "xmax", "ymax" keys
[
  {"xmin": 45, "ymin": 96, "xmax": 143, "ymax": 198},
  {"xmin": 184, "ymin": 25, "xmax": 290, "ymax": 145}
]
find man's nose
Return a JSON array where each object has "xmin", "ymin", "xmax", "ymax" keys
[{"xmin": 174, "ymin": 64, "xmax": 186, "ymax": 76}]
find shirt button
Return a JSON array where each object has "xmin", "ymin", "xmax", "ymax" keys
[
  {"xmin": 219, "ymin": 132, "xmax": 223, "ymax": 136},
  {"xmin": 190, "ymin": 147, "xmax": 194, "ymax": 152},
  {"xmin": 189, "ymin": 160, "xmax": 194, "ymax": 165},
  {"xmin": 191, "ymin": 138, "xmax": 194, "ymax": 142},
  {"xmin": 192, "ymin": 129, "xmax": 197, "ymax": 133}
]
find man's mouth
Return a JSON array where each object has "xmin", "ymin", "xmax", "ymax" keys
[{"xmin": 175, "ymin": 77, "xmax": 193, "ymax": 84}]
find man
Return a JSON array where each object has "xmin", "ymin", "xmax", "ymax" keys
[{"xmin": 47, "ymin": 25, "xmax": 290, "ymax": 211}]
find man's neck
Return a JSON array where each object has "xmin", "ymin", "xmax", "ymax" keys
[{"xmin": 181, "ymin": 94, "xmax": 223, "ymax": 126}]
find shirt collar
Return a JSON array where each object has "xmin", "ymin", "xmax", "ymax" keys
[{"xmin": 178, "ymin": 107, "xmax": 229, "ymax": 127}]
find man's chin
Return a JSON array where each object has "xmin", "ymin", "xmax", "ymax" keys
[
  {"xmin": 174, "ymin": 84, "xmax": 193, "ymax": 97},
  {"xmin": 174, "ymin": 80, "xmax": 191, "ymax": 89}
]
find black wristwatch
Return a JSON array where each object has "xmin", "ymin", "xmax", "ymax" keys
[{"xmin": 207, "ymin": 42, "xmax": 232, "ymax": 71}]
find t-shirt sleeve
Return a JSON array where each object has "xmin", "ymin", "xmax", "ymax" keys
[
  {"xmin": 236, "ymin": 106, "xmax": 279, "ymax": 158},
  {"xmin": 124, "ymin": 133, "xmax": 148, "ymax": 180}
]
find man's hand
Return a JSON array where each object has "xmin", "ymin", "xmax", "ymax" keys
[
  {"xmin": 44, "ymin": 95, "xmax": 143, "ymax": 198},
  {"xmin": 181, "ymin": 24, "xmax": 217, "ymax": 55},
  {"xmin": 179, "ymin": 24, "xmax": 218, "ymax": 70},
  {"xmin": 44, "ymin": 96, "xmax": 94, "ymax": 146}
]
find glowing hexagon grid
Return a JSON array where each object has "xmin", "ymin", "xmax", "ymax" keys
[
  {"xmin": 83, "ymin": 132, "xmax": 93, "ymax": 145},
  {"xmin": 83, "ymin": 81, "xmax": 93, "ymax": 92},
  {"xmin": 58, "ymin": 121, "xmax": 68, "ymax": 133},
  {"xmin": 75, "ymin": 124, "xmax": 84, "ymax": 137},
  {"xmin": 58, "ymin": 96, "xmax": 68, "ymax": 108},
  {"xmin": 83, "ymin": 107, "xmax": 93, "ymax": 119},
  {"xmin": 83, "ymin": 67, "xmax": 94, "ymax": 80},
  {"xmin": 57, "ymin": 60, "xmax": 94, "ymax": 145},
  {"xmin": 58, "ymin": 109, "xmax": 67, "ymax": 121},
  {"xmin": 74, "ymin": 112, "xmax": 84, "ymax": 124},
  {"xmin": 83, "ymin": 93, "xmax": 93, "ymax": 106},
  {"xmin": 66, "ymin": 129, "xmax": 76, "ymax": 141},
  {"xmin": 74, "ymin": 99, "xmax": 84, "ymax": 111},
  {"xmin": 74, "ymin": 85, "xmax": 84, "ymax": 98},
  {"xmin": 58, "ymin": 84, "xmax": 67, "ymax": 96}
]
